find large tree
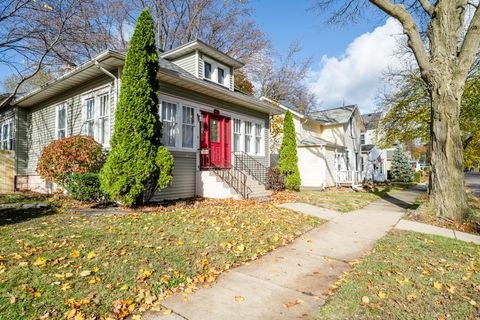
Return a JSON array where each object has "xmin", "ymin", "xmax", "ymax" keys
[
  {"xmin": 378, "ymin": 69, "xmax": 480, "ymax": 169},
  {"xmin": 315, "ymin": 0, "xmax": 480, "ymax": 221},
  {"xmin": 99, "ymin": 9, "xmax": 173, "ymax": 207}
]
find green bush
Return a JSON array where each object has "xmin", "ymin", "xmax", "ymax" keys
[
  {"xmin": 413, "ymin": 171, "xmax": 421, "ymax": 183},
  {"xmin": 99, "ymin": 10, "xmax": 173, "ymax": 207},
  {"xmin": 65, "ymin": 173, "xmax": 106, "ymax": 202},
  {"xmin": 390, "ymin": 146, "xmax": 413, "ymax": 182},
  {"xmin": 266, "ymin": 167, "xmax": 285, "ymax": 191},
  {"xmin": 278, "ymin": 110, "xmax": 301, "ymax": 190}
]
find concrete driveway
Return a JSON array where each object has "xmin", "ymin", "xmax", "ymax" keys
[{"xmin": 465, "ymin": 172, "xmax": 480, "ymax": 197}]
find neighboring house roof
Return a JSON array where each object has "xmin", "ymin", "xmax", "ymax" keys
[
  {"xmin": 362, "ymin": 112, "xmax": 382, "ymax": 130},
  {"xmin": 361, "ymin": 144, "xmax": 375, "ymax": 152},
  {"xmin": 11, "ymin": 49, "xmax": 281, "ymax": 115},
  {"xmin": 308, "ymin": 105, "xmax": 357, "ymax": 125},
  {"xmin": 160, "ymin": 39, "xmax": 244, "ymax": 69}
]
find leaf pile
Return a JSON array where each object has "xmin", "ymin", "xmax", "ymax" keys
[{"xmin": 0, "ymin": 198, "xmax": 321, "ymax": 319}]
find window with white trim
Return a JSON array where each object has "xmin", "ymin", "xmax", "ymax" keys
[
  {"xmin": 0, "ymin": 119, "xmax": 14, "ymax": 150},
  {"xmin": 85, "ymin": 98, "xmax": 95, "ymax": 137},
  {"xmin": 254, "ymin": 123, "xmax": 262, "ymax": 155},
  {"xmin": 244, "ymin": 121, "xmax": 252, "ymax": 153},
  {"xmin": 233, "ymin": 119, "xmax": 242, "ymax": 151},
  {"xmin": 56, "ymin": 104, "xmax": 67, "ymax": 139},
  {"xmin": 203, "ymin": 58, "xmax": 230, "ymax": 87},
  {"xmin": 98, "ymin": 94, "xmax": 109, "ymax": 145},
  {"xmin": 162, "ymin": 101, "xmax": 177, "ymax": 147},
  {"xmin": 182, "ymin": 106, "xmax": 194, "ymax": 148}
]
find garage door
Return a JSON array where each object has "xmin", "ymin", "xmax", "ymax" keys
[{"xmin": 297, "ymin": 146, "xmax": 326, "ymax": 188}]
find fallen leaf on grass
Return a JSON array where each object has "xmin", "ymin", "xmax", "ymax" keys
[
  {"xmin": 79, "ymin": 270, "xmax": 91, "ymax": 277},
  {"xmin": 406, "ymin": 294, "xmax": 416, "ymax": 302},
  {"xmin": 70, "ymin": 250, "xmax": 80, "ymax": 258},
  {"xmin": 361, "ymin": 296, "xmax": 370, "ymax": 304},
  {"xmin": 34, "ymin": 257, "xmax": 47, "ymax": 266},
  {"xmin": 434, "ymin": 282, "xmax": 442, "ymax": 290},
  {"xmin": 378, "ymin": 292, "xmax": 386, "ymax": 299},
  {"xmin": 86, "ymin": 251, "xmax": 97, "ymax": 260}
]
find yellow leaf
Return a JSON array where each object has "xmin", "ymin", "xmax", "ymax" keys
[
  {"xmin": 407, "ymin": 294, "xmax": 416, "ymax": 302},
  {"xmin": 470, "ymin": 300, "xmax": 476, "ymax": 306},
  {"xmin": 80, "ymin": 270, "xmax": 91, "ymax": 277},
  {"xmin": 177, "ymin": 240, "xmax": 184, "ymax": 245},
  {"xmin": 378, "ymin": 292, "xmax": 386, "ymax": 299},
  {"xmin": 163, "ymin": 309, "xmax": 172, "ymax": 315},
  {"xmin": 62, "ymin": 283, "xmax": 72, "ymax": 291},
  {"xmin": 434, "ymin": 282, "xmax": 442, "ymax": 290},
  {"xmin": 361, "ymin": 296, "xmax": 370, "ymax": 304},
  {"xmin": 234, "ymin": 295, "xmax": 245, "ymax": 302},
  {"xmin": 34, "ymin": 257, "xmax": 47, "ymax": 266},
  {"xmin": 119, "ymin": 284, "xmax": 129, "ymax": 291},
  {"xmin": 13, "ymin": 253, "xmax": 22, "ymax": 260},
  {"xmin": 86, "ymin": 251, "xmax": 97, "ymax": 260},
  {"xmin": 18, "ymin": 261, "xmax": 28, "ymax": 267},
  {"xmin": 70, "ymin": 250, "xmax": 80, "ymax": 258},
  {"xmin": 34, "ymin": 291, "xmax": 42, "ymax": 298},
  {"xmin": 236, "ymin": 244, "xmax": 245, "ymax": 252},
  {"xmin": 447, "ymin": 284, "xmax": 455, "ymax": 294}
]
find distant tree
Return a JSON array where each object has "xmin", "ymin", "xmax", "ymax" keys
[
  {"xmin": 390, "ymin": 146, "xmax": 413, "ymax": 182},
  {"xmin": 99, "ymin": 10, "xmax": 173, "ymax": 207},
  {"xmin": 2, "ymin": 70, "xmax": 53, "ymax": 93},
  {"xmin": 234, "ymin": 69, "xmax": 254, "ymax": 95},
  {"xmin": 278, "ymin": 110, "xmax": 301, "ymax": 190}
]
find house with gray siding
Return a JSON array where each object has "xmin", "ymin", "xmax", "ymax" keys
[{"xmin": 0, "ymin": 40, "xmax": 280, "ymax": 200}]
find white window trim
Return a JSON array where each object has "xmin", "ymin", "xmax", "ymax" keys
[
  {"xmin": 158, "ymin": 93, "xmax": 265, "ymax": 156},
  {"xmin": 203, "ymin": 56, "xmax": 231, "ymax": 88},
  {"xmin": 55, "ymin": 103, "xmax": 68, "ymax": 140},
  {"xmin": 81, "ymin": 86, "xmax": 111, "ymax": 147},
  {"xmin": 0, "ymin": 118, "xmax": 14, "ymax": 150},
  {"xmin": 160, "ymin": 97, "xmax": 199, "ymax": 152}
]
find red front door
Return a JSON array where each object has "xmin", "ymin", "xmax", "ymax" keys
[{"xmin": 200, "ymin": 111, "xmax": 231, "ymax": 168}]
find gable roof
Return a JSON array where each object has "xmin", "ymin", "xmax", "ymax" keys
[
  {"xmin": 12, "ymin": 50, "xmax": 282, "ymax": 115},
  {"xmin": 362, "ymin": 112, "xmax": 382, "ymax": 130},
  {"xmin": 308, "ymin": 105, "xmax": 357, "ymax": 125},
  {"xmin": 160, "ymin": 39, "xmax": 244, "ymax": 69}
]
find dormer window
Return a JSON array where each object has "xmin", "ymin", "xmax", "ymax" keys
[
  {"xmin": 218, "ymin": 67, "xmax": 225, "ymax": 84},
  {"xmin": 203, "ymin": 57, "xmax": 230, "ymax": 88},
  {"xmin": 204, "ymin": 62, "xmax": 212, "ymax": 80}
]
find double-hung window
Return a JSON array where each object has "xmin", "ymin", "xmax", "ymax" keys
[
  {"xmin": 0, "ymin": 120, "xmax": 13, "ymax": 150},
  {"xmin": 98, "ymin": 94, "xmax": 109, "ymax": 144},
  {"xmin": 56, "ymin": 104, "xmax": 67, "ymax": 139},
  {"xmin": 217, "ymin": 67, "xmax": 225, "ymax": 85},
  {"xmin": 233, "ymin": 119, "xmax": 242, "ymax": 151},
  {"xmin": 182, "ymin": 106, "xmax": 194, "ymax": 148},
  {"xmin": 254, "ymin": 123, "xmax": 262, "ymax": 155},
  {"xmin": 244, "ymin": 121, "xmax": 252, "ymax": 153},
  {"xmin": 204, "ymin": 62, "xmax": 212, "ymax": 80},
  {"xmin": 85, "ymin": 98, "xmax": 95, "ymax": 137},
  {"xmin": 162, "ymin": 101, "xmax": 177, "ymax": 147}
]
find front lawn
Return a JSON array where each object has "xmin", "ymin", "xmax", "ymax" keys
[
  {"xmin": 405, "ymin": 192, "xmax": 479, "ymax": 235},
  {"xmin": 297, "ymin": 183, "xmax": 415, "ymax": 212},
  {"xmin": 0, "ymin": 199, "xmax": 322, "ymax": 319},
  {"xmin": 317, "ymin": 230, "xmax": 480, "ymax": 319},
  {"xmin": 0, "ymin": 192, "xmax": 49, "ymax": 205}
]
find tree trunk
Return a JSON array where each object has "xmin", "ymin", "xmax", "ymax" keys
[{"xmin": 429, "ymin": 80, "xmax": 468, "ymax": 222}]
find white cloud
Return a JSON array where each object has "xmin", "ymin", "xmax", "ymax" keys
[{"xmin": 307, "ymin": 18, "xmax": 409, "ymax": 113}]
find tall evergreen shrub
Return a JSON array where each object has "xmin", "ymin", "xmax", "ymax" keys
[
  {"xmin": 99, "ymin": 10, "xmax": 173, "ymax": 206},
  {"xmin": 278, "ymin": 110, "xmax": 301, "ymax": 190},
  {"xmin": 390, "ymin": 146, "xmax": 413, "ymax": 182}
]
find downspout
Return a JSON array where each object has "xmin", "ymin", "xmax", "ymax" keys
[{"xmin": 94, "ymin": 60, "xmax": 118, "ymax": 104}]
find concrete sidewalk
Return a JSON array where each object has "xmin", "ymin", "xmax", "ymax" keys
[
  {"xmin": 395, "ymin": 219, "xmax": 480, "ymax": 244},
  {"xmin": 144, "ymin": 187, "xmax": 422, "ymax": 320}
]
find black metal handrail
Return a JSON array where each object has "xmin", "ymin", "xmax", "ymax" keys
[
  {"xmin": 233, "ymin": 151, "xmax": 268, "ymax": 185},
  {"xmin": 213, "ymin": 166, "xmax": 251, "ymax": 199}
]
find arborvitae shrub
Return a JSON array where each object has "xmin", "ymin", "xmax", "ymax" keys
[
  {"xmin": 278, "ymin": 110, "xmax": 301, "ymax": 190},
  {"xmin": 391, "ymin": 146, "xmax": 413, "ymax": 182},
  {"xmin": 99, "ymin": 9, "xmax": 173, "ymax": 206}
]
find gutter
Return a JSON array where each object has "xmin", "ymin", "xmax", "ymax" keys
[{"xmin": 94, "ymin": 60, "xmax": 118, "ymax": 105}]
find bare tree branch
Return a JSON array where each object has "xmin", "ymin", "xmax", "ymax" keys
[{"xmin": 417, "ymin": 0, "xmax": 434, "ymax": 15}]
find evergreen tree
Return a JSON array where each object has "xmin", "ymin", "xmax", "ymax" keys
[
  {"xmin": 99, "ymin": 9, "xmax": 173, "ymax": 207},
  {"xmin": 278, "ymin": 110, "xmax": 301, "ymax": 190},
  {"xmin": 390, "ymin": 146, "xmax": 413, "ymax": 182}
]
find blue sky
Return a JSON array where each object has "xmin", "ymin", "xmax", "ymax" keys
[{"xmin": 0, "ymin": 1, "xmax": 405, "ymax": 112}]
